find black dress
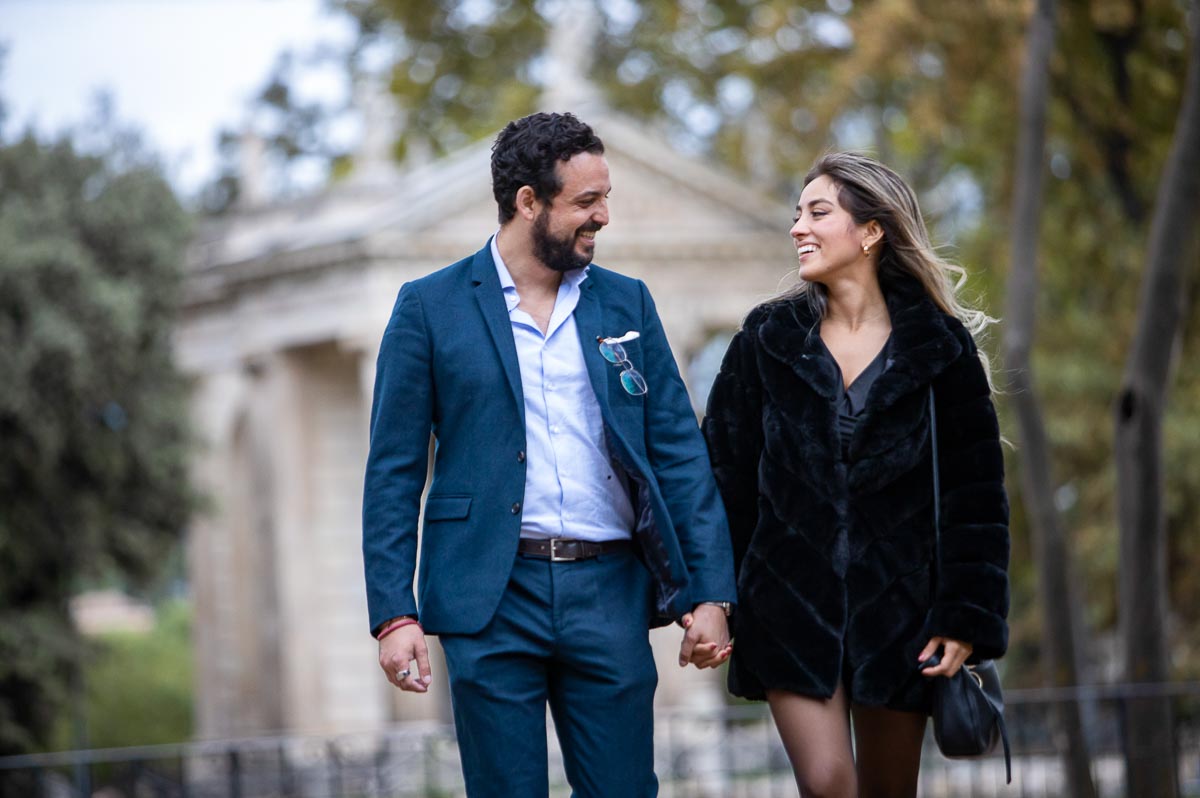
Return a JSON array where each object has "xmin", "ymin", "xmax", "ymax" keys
[{"xmin": 822, "ymin": 335, "xmax": 893, "ymax": 460}]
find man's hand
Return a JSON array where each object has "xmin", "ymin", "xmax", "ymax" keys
[
  {"xmin": 918, "ymin": 636, "xmax": 973, "ymax": 678},
  {"xmin": 678, "ymin": 604, "xmax": 732, "ymax": 669},
  {"xmin": 379, "ymin": 624, "xmax": 433, "ymax": 692}
]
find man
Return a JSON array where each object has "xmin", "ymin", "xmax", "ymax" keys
[{"xmin": 362, "ymin": 112, "xmax": 735, "ymax": 797}]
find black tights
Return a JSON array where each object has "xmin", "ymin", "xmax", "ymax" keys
[{"xmin": 767, "ymin": 684, "xmax": 927, "ymax": 798}]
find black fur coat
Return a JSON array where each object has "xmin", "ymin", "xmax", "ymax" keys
[{"xmin": 702, "ymin": 276, "xmax": 1009, "ymax": 710}]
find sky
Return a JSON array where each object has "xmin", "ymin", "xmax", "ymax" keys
[{"xmin": 1, "ymin": 0, "xmax": 356, "ymax": 195}]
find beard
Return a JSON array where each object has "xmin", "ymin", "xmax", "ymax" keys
[{"xmin": 532, "ymin": 208, "xmax": 597, "ymax": 273}]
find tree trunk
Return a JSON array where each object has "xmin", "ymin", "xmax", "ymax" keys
[
  {"xmin": 1002, "ymin": 1, "xmax": 1099, "ymax": 796},
  {"xmin": 1115, "ymin": 2, "xmax": 1200, "ymax": 796}
]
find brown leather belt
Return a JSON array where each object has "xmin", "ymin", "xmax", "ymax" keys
[{"xmin": 517, "ymin": 537, "xmax": 631, "ymax": 562}]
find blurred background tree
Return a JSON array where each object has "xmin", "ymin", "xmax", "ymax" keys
[
  {"xmin": 201, "ymin": 50, "xmax": 357, "ymax": 214},
  {"xmin": 1112, "ymin": 0, "xmax": 1200, "ymax": 791},
  {"xmin": 1002, "ymin": 2, "xmax": 1099, "ymax": 793},
  {"xmin": 0, "ymin": 99, "xmax": 197, "ymax": 754}
]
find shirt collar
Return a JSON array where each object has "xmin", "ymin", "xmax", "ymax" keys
[{"xmin": 491, "ymin": 231, "xmax": 589, "ymax": 313}]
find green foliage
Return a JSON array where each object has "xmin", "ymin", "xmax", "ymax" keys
[
  {"xmin": 53, "ymin": 601, "xmax": 194, "ymax": 750},
  {"xmin": 0, "ymin": 123, "xmax": 196, "ymax": 754}
]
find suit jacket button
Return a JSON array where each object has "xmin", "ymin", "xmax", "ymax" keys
[
  {"xmin": 511, "ymin": 502, "xmax": 522, "ymax": 514},
  {"xmin": 517, "ymin": 451, "xmax": 526, "ymax": 463}
]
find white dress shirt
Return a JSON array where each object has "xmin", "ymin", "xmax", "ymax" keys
[{"xmin": 491, "ymin": 234, "xmax": 635, "ymax": 542}]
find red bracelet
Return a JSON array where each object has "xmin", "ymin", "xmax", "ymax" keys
[{"xmin": 377, "ymin": 618, "xmax": 422, "ymax": 641}]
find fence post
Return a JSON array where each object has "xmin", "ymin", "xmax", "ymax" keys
[
  {"xmin": 179, "ymin": 752, "xmax": 190, "ymax": 798},
  {"xmin": 327, "ymin": 741, "xmax": 341, "ymax": 797},
  {"xmin": 278, "ymin": 742, "xmax": 294, "ymax": 797},
  {"xmin": 374, "ymin": 734, "xmax": 390, "ymax": 795},
  {"xmin": 720, "ymin": 705, "xmax": 729, "ymax": 792},
  {"xmin": 424, "ymin": 733, "xmax": 437, "ymax": 794},
  {"xmin": 227, "ymin": 749, "xmax": 242, "ymax": 798}
]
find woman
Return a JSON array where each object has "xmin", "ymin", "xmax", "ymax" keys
[{"xmin": 703, "ymin": 152, "xmax": 1009, "ymax": 798}]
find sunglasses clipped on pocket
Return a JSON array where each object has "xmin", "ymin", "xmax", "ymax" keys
[{"xmin": 597, "ymin": 331, "xmax": 647, "ymax": 396}]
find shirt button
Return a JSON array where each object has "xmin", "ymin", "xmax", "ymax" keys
[
  {"xmin": 511, "ymin": 502, "xmax": 522, "ymax": 515},
  {"xmin": 517, "ymin": 451, "xmax": 526, "ymax": 463}
]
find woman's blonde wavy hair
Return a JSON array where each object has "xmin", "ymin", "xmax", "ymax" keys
[{"xmin": 790, "ymin": 151, "xmax": 997, "ymax": 388}]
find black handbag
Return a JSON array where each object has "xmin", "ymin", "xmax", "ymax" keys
[{"xmin": 926, "ymin": 387, "xmax": 1012, "ymax": 783}]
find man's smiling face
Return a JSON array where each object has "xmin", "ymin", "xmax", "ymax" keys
[{"xmin": 530, "ymin": 152, "xmax": 611, "ymax": 272}]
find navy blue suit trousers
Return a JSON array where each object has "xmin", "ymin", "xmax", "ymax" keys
[{"xmin": 440, "ymin": 548, "xmax": 658, "ymax": 797}]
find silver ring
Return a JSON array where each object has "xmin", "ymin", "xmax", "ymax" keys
[{"xmin": 398, "ymin": 668, "xmax": 411, "ymax": 680}]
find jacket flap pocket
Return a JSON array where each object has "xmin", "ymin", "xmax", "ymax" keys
[{"xmin": 423, "ymin": 495, "xmax": 472, "ymax": 521}]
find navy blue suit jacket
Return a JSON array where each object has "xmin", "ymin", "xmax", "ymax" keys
[{"xmin": 363, "ymin": 242, "xmax": 736, "ymax": 636}]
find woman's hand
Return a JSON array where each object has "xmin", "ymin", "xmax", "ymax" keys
[
  {"xmin": 678, "ymin": 605, "xmax": 733, "ymax": 669},
  {"xmin": 918, "ymin": 636, "xmax": 973, "ymax": 678}
]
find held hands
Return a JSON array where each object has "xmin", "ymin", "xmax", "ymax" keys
[
  {"xmin": 678, "ymin": 604, "xmax": 733, "ymax": 669},
  {"xmin": 379, "ymin": 623, "xmax": 433, "ymax": 693},
  {"xmin": 918, "ymin": 636, "xmax": 974, "ymax": 678}
]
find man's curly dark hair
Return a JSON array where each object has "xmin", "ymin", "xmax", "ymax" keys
[{"xmin": 491, "ymin": 112, "xmax": 605, "ymax": 224}]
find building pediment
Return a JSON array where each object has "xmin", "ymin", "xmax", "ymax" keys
[{"xmin": 184, "ymin": 108, "xmax": 790, "ymax": 307}]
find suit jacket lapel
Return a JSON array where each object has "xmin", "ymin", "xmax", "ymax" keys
[
  {"xmin": 573, "ymin": 273, "xmax": 613, "ymax": 419},
  {"xmin": 470, "ymin": 244, "xmax": 525, "ymax": 424}
]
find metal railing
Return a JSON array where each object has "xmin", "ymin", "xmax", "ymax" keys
[{"xmin": 2, "ymin": 683, "xmax": 1198, "ymax": 797}]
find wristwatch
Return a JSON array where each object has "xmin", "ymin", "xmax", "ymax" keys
[{"xmin": 700, "ymin": 601, "xmax": 733, "ymax": 616}]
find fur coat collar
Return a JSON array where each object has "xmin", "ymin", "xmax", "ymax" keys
[{"xmin": 757, "ymin": 275, "xmax": 965, "ymax": 410}]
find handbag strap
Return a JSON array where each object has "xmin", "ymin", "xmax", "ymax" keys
[
  {"xmin": 929, "ymin": 387, "xmax": 942, "ymax": 590},
  {"xmin": 929, "ymin": 385, "xmax": 1012, "ymax": 784}
]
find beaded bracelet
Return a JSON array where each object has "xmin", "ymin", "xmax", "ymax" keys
[{"xmin": 377, "ymin": 617, "xmax": 422, "ymax": 641}]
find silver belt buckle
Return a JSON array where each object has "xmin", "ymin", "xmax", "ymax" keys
[{"xmin": 549, "ymin": 538, "xmax": 574, "ymax": 562}]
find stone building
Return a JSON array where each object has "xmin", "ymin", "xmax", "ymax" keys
[{"xmin": 177, "ymin": 20, "xmax": 796, "ymax": 738}]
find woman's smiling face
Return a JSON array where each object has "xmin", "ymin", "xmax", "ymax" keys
[{"xmin": 790, "ymin": 174, "xmax": 877, "ymax": 285}]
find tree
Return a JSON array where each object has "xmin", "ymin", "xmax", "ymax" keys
[
  {"xmin": 201, "ymin": 50, "xmax": 355, "ymax": 214},
  {"xmin": 1002, "ymin": 0, "xmax": 1098, "ymax": 795},
  {"xmin": 0, "ymin": 117, "xmax": 196, "ymax": 754},
  {"xmin": 1115, "ymin": 0, "xmax": 1200, "ymax": 793}
]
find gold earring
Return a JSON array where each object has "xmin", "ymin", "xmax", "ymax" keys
[{"xmin": 863, "ymin": 243, "xmax": 871, "ymax": 256}]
